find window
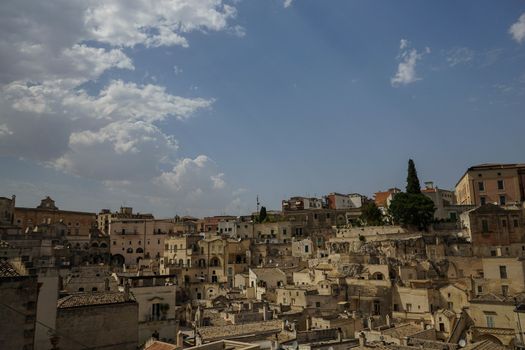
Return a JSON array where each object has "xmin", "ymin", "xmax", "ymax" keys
[
  {"xmin": 151, "ymin": 303, "xmax": 161, "ymax": 320},
  {"xmin": 316, "ymin": 302, "xmax": 321, "ymax": 308},
  {"xmin": 478, "ymin": 181, "xmax": 485, "ymax": 191},
  {"xmin": 393, "ymin": 304, "xmax": 399, "ymax": 312},
  {"xmin": 515, "ymin": 219, "xmax": 520, "ymax": 228},
  {"xmin": 373, "ymin": 300, "xmax": 381, "ymax": 315},
  {"xmin": 304, "ymin": 245, "xmax": 309, "ymax": 253},
  {"xmin": 499, "ymin": 265, "xmax": 507, "ymax": 279},
  {"xmin": 500, "ymin": 196, "xmax": 506, "ymax": 205},
  {"xmin": 502, "ymin": 219, "xmax": 507, "ymax": 228},
  {"xmin": 477, "ymin": 286, "xmax": 483, "ymax": 293},
  {"xmin": 497, "ymin": 180, "xmax": 504, "ymax": 190},
  {"xmin": 439, "ymin": 323, "xmax": 445, "ymax": 332},
  {"xmin": 502, "ymin": 285, "xmax": 509, "ymax": 297},
  {"xmin": 486, "ymin": 315, "xmax": 495, "ymax": 328},
  {"xmin": 447, "ymin": 302, "xmax": 453, "ymax": 310},
  {"xmin": 482, "ymin": 219, "xmax": 489, "ymax": 234},
  {"xmin": 406, "ymin": 303, "xmax": 412, "ymax": 312},
  {"xmin": 480, "ymin": 196, "xmax": 486, "ymax": 205}
]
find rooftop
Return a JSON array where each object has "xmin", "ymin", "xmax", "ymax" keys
[
  {"xmin": 0, "ymin": 258, "xmax": 22, "ymax": 277},
  {"xmin": 198, "ymin": 319, "xmax": 282, "ymax": 342},
  {"xmin": 57, "ymin": 291, "xmax": 135, "ymax": 308}
]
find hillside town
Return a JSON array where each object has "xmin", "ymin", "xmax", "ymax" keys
[{"xmin": 2, "ymin": 161, "xmax": 525, "ymax": 350}]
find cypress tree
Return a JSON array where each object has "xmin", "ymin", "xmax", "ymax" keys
[
  {"xmin": 406, "ymin": 159, "xmax": 421, "ymax": 194},
  {"xmin": 259, "ymin": 206, "xmax": 267, "ymax": 223}
]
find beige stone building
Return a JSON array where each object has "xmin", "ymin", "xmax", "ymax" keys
[
  {"xmin": 109, "ymin": 218, "xmax": 175, "ymax": 266},
  {"xmin": 14, "ymin": 196, "xmax": 96, "ymax": 244},
  {"xmin": 97, "ymin": 207, "xmax": 154, "ymax": 235},
  {"xmin": 455, "ymin": 163, "xmax": 525, "ymax": 206},
  {"xmin": 117, "ymin": 274, "xmax": 177, "ymax": 345}
]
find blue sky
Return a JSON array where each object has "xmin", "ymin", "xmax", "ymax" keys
[{"xmin": 1, "ymin": 0, "xmax": 525, "ymax": 216}]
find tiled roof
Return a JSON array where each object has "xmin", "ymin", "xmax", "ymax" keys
[
  {"xmin": 198, "ymin": 319, "xmax": 282, "ymax": 341},
  {"xmin": 382, "ymin": 323, "xmax": 423, "ymax": 339},
  {"xmin": 0, "ymin": 258, "xmax": 21, "ymax": 277},
  {"xmin": 464, "ymin": 339, "xmax": 508, "ymax": 350},
  {"xmin": 145, "ymin": 341, "xmax": 177, "ymax": 350},
  {"xmin": 57, "ymin": 291, "xmax": 134, "ymax": 308}
]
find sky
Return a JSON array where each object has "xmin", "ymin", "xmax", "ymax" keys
[{"xmin": 1, "ymin": 0, "xmax": 525, "ymax": 217}]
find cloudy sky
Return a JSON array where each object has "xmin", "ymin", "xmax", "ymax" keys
[{"xmin": 1, "ymin": 0, "xmax": 525, "ymax": 217}]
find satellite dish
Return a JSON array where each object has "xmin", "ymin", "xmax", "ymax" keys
[{"xmin": 459, "ymin": 339, "xmax": 466, "ymax": 347}]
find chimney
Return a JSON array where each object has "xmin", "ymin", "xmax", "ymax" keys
[
  {"xmin": 177, "ymin": 331, "xmax": 184, "ymax": 349},
  {"xmin": 124, "ymin": 282, "xmax": 130, "ymax": 301}
]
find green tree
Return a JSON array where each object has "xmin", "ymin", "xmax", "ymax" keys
[
  {"xmin": 360, "ymin": 202, "xmax": 383, "ymax": 226},
  {"xmin": 406, "ymin": 159, "xmax": 421, "ymax": 194},
  {"xmin": 259, "ymin": 206, "xmax": 267, "ymax": 223},
  {"xmin": 388, "ymin": 192, "xmax": 435, "ymax": 230},
  {"xmin": 389, "ymin": 159, "xmax": 435, "ymax": 230}
]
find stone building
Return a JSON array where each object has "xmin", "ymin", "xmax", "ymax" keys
[
  {"xmin": 460, "ymin": 204, "xmax": 524, "ymax": 254},
  {"xmin": 55, "ymin": 291, "xmax": 138, "ymax": 350},
  {"xmin": 117, "ymin": 274, "xmax": 177, "ymax": 345},
  {"xmin": 109, "ymin": 218, "xmax": 175, "ymax": 266},
  {"xmin": 455, "ymin": 163, "xmax": 525, "ymax": 206},
  {"xmin": 14, "ymin": 197, "xmax": 96, "ymax": 244},
  {"xmin": 0, "ymin": 258, "xmax": 38, "ymax": 350},
  {"xmin": 97, "ymin": 207, "xmax": 154, "ymax": 235}
]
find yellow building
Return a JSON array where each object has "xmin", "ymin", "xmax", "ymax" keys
[{"xmin": 455, "ymin": 164, "xmax": 525, "ymax": 206}]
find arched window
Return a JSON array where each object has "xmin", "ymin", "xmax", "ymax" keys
[
  {"xmin": 127, "ymin": 248, "xmax": 133, "ymax": 253},
  {"xmin": 91, "ymin": 242, "xmax": 99, "ymax": 248},
  {"xmin": 136, "ymin": 247, "xmax": 144, "ymax": 253},
  {"xmin": 100, "ymin": 243, "xmax": 108, "ymax": 248},
  {"xmin": 210, "ymin": 257, "xmax": 220, "ymax": 267}
]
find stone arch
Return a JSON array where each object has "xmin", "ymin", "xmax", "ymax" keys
[
  {"xmin": 476, "ymin": 334, "xmax": 503, "ymax": 346},
  {"xmin": 371, "ymin": 272, "xmax": 385, "ymax": 280},
  {"xmin": 111, "ymin": 254, "xmax": 125, "ymax": 266}
]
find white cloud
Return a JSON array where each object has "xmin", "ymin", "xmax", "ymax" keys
[
  {"xmin": 445, "ymin": 47, "xmax": 475, "ymax": 67},
  {"xmin": 391, "ymin": 39, "xmax": 429, "ymax": 87},
  {"xmin": 509, "ymin": 13, "xmax": 525, "ymax": 43},
  {"xmin": 85, "ymin": 0, "xmax": 238, "ymax": 48},
  {"xmin": 284, "ymin": 0, "xmax": 293, "ymax": 8},
  {"xmin": 0, "ymin": 124, "xmax": 13, "ymax": 137},
  {"xmin": 54, "ymin": 121, "xmax": 179, "ymax": 181},
  {"xmin": 63, "ymin": 80, "xmax": 214, "ymax": 123},
  {"xmin": 0, "ymin": 0, "xmax": 246, "ymax": 216}
]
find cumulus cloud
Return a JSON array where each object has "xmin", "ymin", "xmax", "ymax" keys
[
  {"xmin": 509, "ymin": 13, "xmax": 525, "ymax": 43},
  {"xmin": 391, "ymin": 39, "xmax": 430, "ymax": 87},
  {"xmin": 0, "ymin": 0, "xmax": 247, "ymax": 216},
  {"xmin": 54, "ymin": 121, "xmax": 178, "ymax": 180}
]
